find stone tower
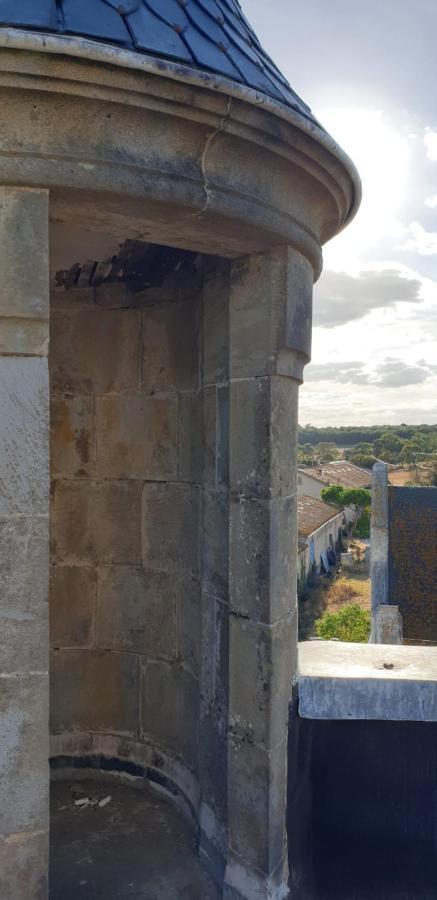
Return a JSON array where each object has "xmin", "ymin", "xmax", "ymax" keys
[{"xmin": 0, "ymin": 2, "xmax": 360, "ymax": 898}]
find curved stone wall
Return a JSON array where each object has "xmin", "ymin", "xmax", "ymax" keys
[{"xmin": 49, "ymin": 259, "xmax": 211, "ymax": 817}]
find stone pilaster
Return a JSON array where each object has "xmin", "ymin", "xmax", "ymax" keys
[
  {"xmin": 223, "ymin": 247, "xmax": 313, "ymax": 900},
  {"xmin": 0, "ymin": 188, "xmax": 50, "ymax": 899},
  {"xmin": 370, "ymin": 463, "xmax": 389, "ymax": 641}
]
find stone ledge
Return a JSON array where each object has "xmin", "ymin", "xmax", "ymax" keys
[{"xmin": 298, "ymin": 641, "xmax": 437, "ymax": 721}]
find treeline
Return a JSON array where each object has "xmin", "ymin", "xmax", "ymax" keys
[
  {"xmin": 298, "ymin": 425, "xmax": 437, "ymax": 447},
  {"xmin": 298, "ymin": 427, "xmax": 437, "ymax": 483}
]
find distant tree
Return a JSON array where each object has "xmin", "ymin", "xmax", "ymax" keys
[
  {"xmin": 314, "ymin": 442, "xmax": 340, "ymax": 462},
  {"xmin": 354, "ymin": 507, "xmax": 371, "ymax": 538},
  {"xmin": 428, "ymin": 461, "xmax": 437, "ymax": 487},
  {"xmin": 321, "ymin": 485, "xmax": 371, "ymax": 534},
  {"xmin": 315, "ymin": 603, "xmax": 371, "ymax": 643},
  {"xmin": 347, "ymin": 453, "xmax": 377, "ymax": 470}
]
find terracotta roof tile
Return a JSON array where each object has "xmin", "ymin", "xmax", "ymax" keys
[{"xmin": 298, "ymin": 495, "xmax": 344, "ymax": 539}]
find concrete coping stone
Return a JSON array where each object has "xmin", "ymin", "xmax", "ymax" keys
[{"xmin": 298, "ymin": 640, "xmax": 437, "ymax": 722}]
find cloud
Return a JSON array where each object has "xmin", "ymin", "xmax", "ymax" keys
[
  {"xmin": 372, "ymin": 358, "xmax": 433, "ymax": 387},
  {"xmin": 425, "ymin": 194, "xmax": 437, "ymax": 208},
  {"xmin": 313, "ymin": 268, "xmax": 423, "ymax": 328},
  {"xmin": 425, "ymin": 129, "xmax": 437, "ymax": 161},
  {"xmin": 305, "ymin": 361, "xmax": 368, "ymax": 384},
  {"xmin": 305, "ymin": 357, "xmax": 437, "ymax": 389},
  {"xmin": 401, "ymin": 222, "xmax": 437, "ymax": 255}
]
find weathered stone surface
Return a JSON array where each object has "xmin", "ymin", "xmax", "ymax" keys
[
  {"xmin": 0, "ymin": 317, "xmax": 49, "ymax": 356},
  {"xmin": 203, "ymin": 386, "xmax": 218, "ymax": 489},
  {"xmin": 229, "ymin": 613, "xmax": 295, "ymax": 749},
  {"xmin": 142, "ymin": 661, "xmax": 199, "ymax": 772},
  {"xmin": 96, "ymin": 393, "xmax": 178, "ymax": 480},
  {"xmin": 96, "ymin": 566, "xmax": 177, "ymax": 660},
  {"xmin": 0, "ymin": 188, "xmax": 49, "ymax": 323},
  {"xmin": 230, "ymin": 247, "xmax": 313, "ymax": 380},
  {"xmin": 50, "ymin": 566, "xmax": 95, "ymax": 649},
  {"xmin": 199, "ymin": 701, "xmax": 228, "ymax": 829},
  {"xmin": 0, "ymin": 673, "xmax": 49, "ymax": 836},
  {"xmin": 178, "ymin": 392, "xmax": 202, "ymax": 483},
  {"xmin": 298, "ymin": 641, "xmax": 437, "ymax": 721},
  {"xmin": 50, "ymin": 395, "xmax": 95, "ymax": 478},
  {"xmin": 141, "ymin": 297, "xmax": 199, "ymax": 395},
  {"xmin": 142, "ymin": 483, "xmax": 199, "ymax": 576},
  {"xmin": 0, "ymin": 357, "xmax": 49, "ymax": 516},
  {"xmin": 51, "ymin": 480, "xmax": 142, "ymax": 564},
  {"xmin": 50, "ymin": 286, "xmax": 95, "ymax": 310},
  {"xmin": 230, "ymin": 496, "xmax": 296, "ymax": 623},
  {"xmin": 202, "ymin": 385, "xmax": 229, "ymax": 490},
  {"xmin": 202, "ymin": 491, "xmax": 229, "ymax": 601},
  {"xmin": 229, "ymin": 376, "xmax": 298, "ymax": 499},
  {"xmin": 50, "ymin": 307, "xmax": 140, "ymax": 395},
  {"xmin": 0, "ymin": 516, "xmax": 48, "ymax": 674},
  {"xmin": 0, "ymin": 829, "xmax": 48, "ymax": 900},
  {"xmin": 177, "ymin": 577, "xmax": 201, "ymax": 679},
  {"xmin": 370, "ymin": 463, "xmax": 389, "ymax": 636},
  {"xmin": 203, "ymin": 267, "xmax": 230, "ymax": 386},
  {"xmin": 227, "ymin": 734, "xmax": 288, "ymax": 876},
  {"xmin": 200, "ymin": 594, "xmax": 229, "ymax": 710},
  {"xmin": 217, "ymin": 386, "xmax": 230, "ymax": 489},
  {"xmin": 373, "ymin": 605, "xmax": 403, "ymax": 645},
  {"xmin": 50, "ymin": 650, "xmax": 139, "ymax": 736}
]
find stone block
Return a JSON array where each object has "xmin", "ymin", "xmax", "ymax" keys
[
  {"xmin": 50, "ymin": 650, "xmax": 139, "ymax": 736},
  {"xmin": 203, "ymin": 267, "xmax": 230, "ymax": 386},
  {"xmin": 200, "ymin": 593, "xmax": 229, "ymax": 710},
  {"xmin": 203, "ymin": 386, "xmax": 217, "ymax": 488},
  {"xmin": 202, "ymin": 491, "xmax": 229, "ymax": 601},
  {"xmin": 50, "ymin": 565, "xmax": 95, "ymax": 649},
  {"xmin": 230, "ymin": 247, "xmax": 313, "ymax": 379},
  {"xmin": 51, "ymin": 480, "xmax": 142, "ymax": 565},
  {"xmin": 227, "ymin": 734, "xmax": 288, "ymax": 875},
  {"xmin": 0, "ymin": 673, "xmax": 49, "ymax": 836},
  {"xmin": 50, "ymin": 307, "xmax": 140, "ymax": 395},
  {"xmin": 0, "ymin": 188, "xmax": 49, "ymax": 322},
  {"xmin": 142, "ymin": 483, "xmax": 199, "ymax": 576},
  {"xmin": 0, "ymin": 829, "xmax": 48, "ymax": 900},
  {"xmin": 202, "ymin": 385, "xmax": 229, "ymax": 489},
  {"xmin": 229, "ymin": 376, "xmax": 298, "ymax": 499},
  {"xmin": 142, "ymin": 660, "xmax": 199, "ymax": 772},
  {"xmin": 229, "ymin": 613, "xmax": 295, "ymax": 749},
  {"xmin": 96, "ymin": 566, "xmax": 177, "ymax": 660},
  {"xmin": 0, "ymin": 357, "xmax": 49, "ymax": 516},
  {"xmin": 199, "ymin": 701, "xmax": 228, "ymax": 826},
  {"xmin": 0, "ymin": 516, "xmax": 48, "ymax": 674},
  {"xmin": 217, "ymin": 385, "xmax": 230, "ymax": 489},
  {"xmin": 96, "ymin": 393, "xmax": 177, "ymax": 480},
  {"xmin": 373, "ymin": 605, "xmax": 403, "ymax": 645},
  {"xmin": 141, "ymin": 296, "xmax": 199, "ymax": 395},
  {"xmin": 177, "ymin": 576, "xmax": 201, "ymax": 679},
  {"xmin": 51, "ymin": 286, "xmax": 95, "ymax": 310},
  {"xmin": 178, "ymin": 392, "xmax": 202, "ymax": 483},
  {"xmin": 230, "ymin": 496, "xmax": 296, "ymax": 623},
  {"xmin": 50, "ymin": 395, "xmax": 95, "ymax": 478},
  {"xmin": 0, "ymin": 318, "xmax": 49, "ymax": 356}
]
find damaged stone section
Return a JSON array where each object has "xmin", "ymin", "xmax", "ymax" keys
[{"xmin": 55, "ymin": 239, "xmax": 200, "ymax": 298}]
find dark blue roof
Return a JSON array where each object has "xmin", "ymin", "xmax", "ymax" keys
[{"xmin": 0, "ymin": 0, "xmax": 315, "ymax": 122}]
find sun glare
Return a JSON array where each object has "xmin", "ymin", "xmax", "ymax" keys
[{"xmin": 319, "ymin": 108, "xmax": 410, "ymax": 271}]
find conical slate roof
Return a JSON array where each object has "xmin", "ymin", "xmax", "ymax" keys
[{"xmin": 0, "ymin": 0, "xmax": 315, "ymax": 123}]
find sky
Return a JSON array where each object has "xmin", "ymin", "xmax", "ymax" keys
[{"xmin": 248, "ymin": 0, "xmax": 437, "ymax": 426}]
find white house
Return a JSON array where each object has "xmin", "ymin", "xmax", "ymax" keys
[
  {"xmin": 297, "ymin": 495, "xmax": 346, "ymax": 588},
  {"xmin": 298, "ymin": 461, "xmax": 371, "ymax": 526}
]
